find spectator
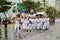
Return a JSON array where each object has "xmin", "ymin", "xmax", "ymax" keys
[
  {"xmin": 3, "ymin": 19, "xmax": 8, "ymax": 29},
  {"xmin": 0, "ymin": 17, "xmax": 1, "ymax": 26}
]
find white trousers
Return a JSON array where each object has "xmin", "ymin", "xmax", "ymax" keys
[
  {"xmin": 46, "ymin": 22, "xmax": 50, "ymax": 29},
  {"xmin": 27, "ymin": 24, "xmax": 32, "ymax": 30},
  {"xmin": 32, "ymin": 23, "xmax": 37, "ymax": 29},
  {"xmin": 42, "ymin": 23, "xmax": 47, "ymax": 30},
  {"xmin": 14, "ymin": 24, "xmax": 20, "ymax": 35},
  {"xmin": 43, "ymin": 22, "xmax": 50, "ymax": 30},
  {"xmin": 37, "ymin": 23, "xmax": 42, "ymax": 29}
]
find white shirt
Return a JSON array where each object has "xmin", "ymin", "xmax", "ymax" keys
[{"xmin": 14, "ymin": 18, "xmax": 20, "ymax": 24}]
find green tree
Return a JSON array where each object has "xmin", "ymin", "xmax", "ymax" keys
[
  {"xmin": 0, "ymin": 1, "xmax": 12, "ymax": 18},
  {"xmin": 46, "ymin": 6, "xmax": 57, "ymax": 23},
  {"xmin": 46, "ymin": 6, "xmax": 56, "ymax": 18},
  {"xmin": 0, "ymin": 0, "xmax": 6, "ymax": 1},
  {"xmin": 35, "ymin": 1, "xmax": 44, "ymax": 12},
  {"xmin": 56, "ymin": 11, "xmax": 60, "ymax": 18},
  {"xmin": 23, "ymin": 1, "xmax": 42, "ymax": 13}
]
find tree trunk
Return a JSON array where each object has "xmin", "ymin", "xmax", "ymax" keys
[{"xmin": 4, "ymin": 12, "xmax": 7, "ymax": 19}]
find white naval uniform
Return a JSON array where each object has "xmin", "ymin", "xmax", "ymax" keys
[
  {"xmin": 14, "ymin": 18, "xmax": 20, "ymax": 35},
  {"xmin": 34, "ymin": 19, "xmax": 38, "ymax": 29},
  {"xmin": 31, "ymin": 19, "xmax": 37, "ymax": 29},
  {"xmin": 21, "ymin": 18, "xmax": 24, "ymax": 30},
  {"xmin": 22, "ymin": 19, "xmax": 29, "ymax": 29},
  {"xmin": 42, "ymin": 18, "xmax": 50, "ymax": 30},
  {"xmin": 42, "ymin": 18, "xmax": 47, "ymax": 30},
  {"xmin": 33, "ymin": 19, "xmax": 37, "ymax": 29},
  {"xmin": 46, "ymin": 18, "xmax": 50, "ymax": 29},
  {"xmin": 37, "ymin": 18, "xmax": 43, "ymax": 29},
  {"xmin": 36, "ymin": 18, "xmax": 40, "ymax": 29},
  {"xmin": 14, "ymin": 18, "xmax": 20, "ymax": 30},
  {"xmin": 27, "ymin": 18, "xmax": 33, "ymax": 30},
  {"xmin": 28, "ymin": 23, "xmax": 32, "ymax": 31}
]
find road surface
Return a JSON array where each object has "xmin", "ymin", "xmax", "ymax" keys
[{"xmin": 0, "ymin": 23, "xmax": 60, "ymax": 40}]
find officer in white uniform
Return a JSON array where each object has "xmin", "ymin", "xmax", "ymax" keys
[
  {"xmin": 36, "ymin": 18, "xmax": 40, "ymax": 30},
  {"xmin": 14, "ymin": 15, "xmax": 20, "ymax": 36},
  {"xmin": 32, "ymin": 18, "xmax": 37, "ymax": 29},
  {"xmin": 46, "ymin": 17, "xmax": 50, "ymax": 29},
  {"xmin": 27, "ymin": 17, "xmax": 32, "ymax": 32},
  {"xmin": 42, "ymin": 16, "xmax": 50, "ymax": 30},
  {"xmin": 22, "ymin": 16, "xmax": 29, "ymax": 32},
  {"xmin": 37, "ymin": 16, "xmax": 43, "ymax": 30},
  {"xmin": 31, "ymin": 17, "xmax": 36, "ymax": 30},
  {"xmin": 21, "ymin": 16, "xmax": 24, "ymax": 30},
  {"xmin": 42, "ymin": 17, "xmax": 47, "ymax": 30}
]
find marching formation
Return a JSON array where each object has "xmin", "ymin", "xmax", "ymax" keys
[{"xmin": 14, "ymin": 15, "xmax": 50, "ymax": 36}]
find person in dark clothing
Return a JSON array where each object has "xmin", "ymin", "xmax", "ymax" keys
[
  {"xmin": 3, "ymin": 19, "xmax": 8, "ymax": 37},
  {"xmin": 3, "ymin": 19, "xmax": 8, "ymax": 29},
  {"xmin": 0, "ymin": 17, "xmax": 2, "ymax": 38},
  {"xmin": 0, "ymin": 17, "xmax": 1, "ymax": 26}
]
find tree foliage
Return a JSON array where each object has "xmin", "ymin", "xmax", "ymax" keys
[
  {"xmin": 56, "ymin": 11, "xmax": 60, "ymax": 18},
  {"xmin": 34, "ymin": 1, "xmax": 44, "ymax": 12},
  {"xmin": 0, "ymin": 0, "xmax": 12, "ymax": 18},
  {"xmin": 0, "ymin": 0, "xmax": 6, "ymax": 2},
  {"xmin": 46, "ymin": 6, "xmax": 57, "ymax": 18},
  {"xmin": 0, "ymin": 1, "xmax": 12, "ymax": 12},
  {"xmin": 23, "ymin": 1, "xmax": 42, "ymax": 12},
  {"xmin": 45, "ymin": 6, "xmax": 57, "ymax": 23}
]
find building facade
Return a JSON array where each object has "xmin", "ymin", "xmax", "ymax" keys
[{"xmin": 55, "ymin": 0, "xmax": 60, "ymax": 10}]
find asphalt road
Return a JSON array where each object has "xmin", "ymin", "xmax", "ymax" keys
[{"xmin": 0, "ymin": 23, "xmax": 60, "ymax": 40}]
